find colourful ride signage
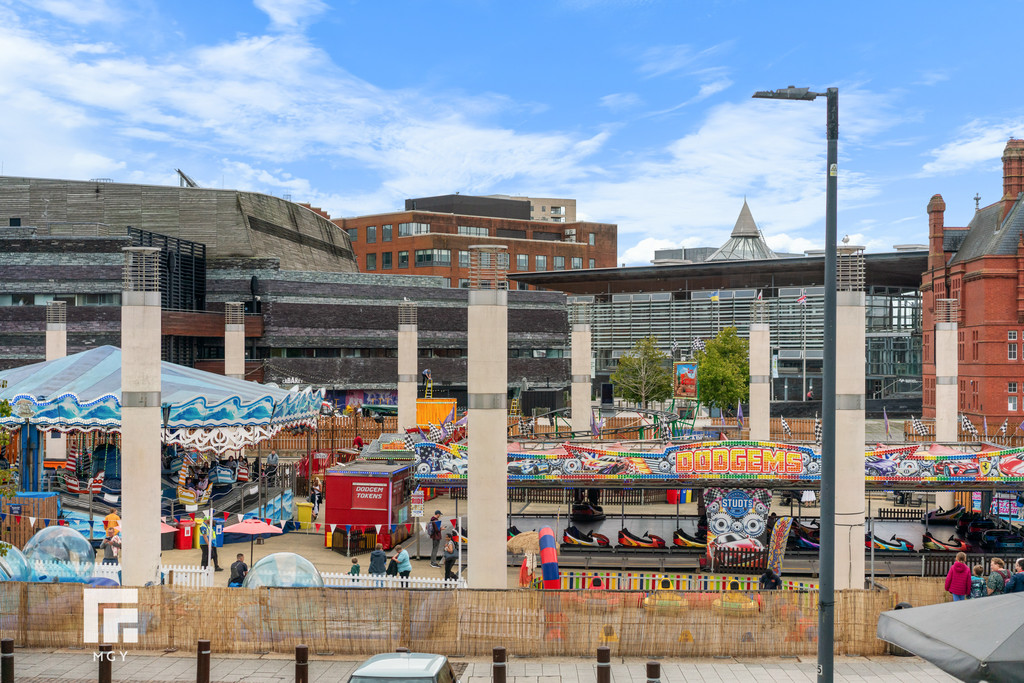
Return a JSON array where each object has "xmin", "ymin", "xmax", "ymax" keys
[{"xmin": 671, "ymin": 444, "xmax": 805, "ymax": 475}]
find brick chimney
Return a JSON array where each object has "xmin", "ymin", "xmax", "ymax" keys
[
  {"xmin": 928, "ymin": 193, "xmax": 946, "ymax": 271},
  {"xmin": 1002, "ymin": 139, "xmax": 1024, "ymax": 222}
]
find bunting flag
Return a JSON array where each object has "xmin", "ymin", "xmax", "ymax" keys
[
  {"xmin": 189, "ymin": 512, "xmax": 196, "ymax": 520},
  {"xmin": 405, "ymin": 524, "xmax": 412, "ymax": 533},
  {"xmin": 912, "ymin": 416, "xmax": 928, "ymax": 436},
  {"xmin": 315, "ymin": 523, "xmax": 321, "ymax": 531},
  {"xmin": 420, "ymin": 522, "xmax": 428, "ymax": 533},
  {"xmin": 223, "ymin": 512, "xmax": 230, "ymax": 520},
  {"xmin": 883, "ymin": 406, "xmax": 890, "ymax": 439},
  {"xmin": 28, "ymin": 517, "xmax": 35, "ymax": 526},
  {"xmin": 329, "ymin": 524, "xmax": 336, "ymax": 533},
  {"xmin": 375, "ymin": 524, "xmax": 383, "ymax": 533},
  {"xmin": 780, "ymin": 415, "xmax": 792, "ymax": 437},
  {"xmin": 1000, "ymin": 418, "xmax": 1009, "ymax": 436},
  {"xmin": 237, "ymin": 514, "xmax": 245, "ymax": 523},
  {"xmin": 345, "ymin": 525, "xmax": 352, "ymax": 533},
  {"xmin": 814, "ymin": 415, "xmax": 822, "ymax": 446}
]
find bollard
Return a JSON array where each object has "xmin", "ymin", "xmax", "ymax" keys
[
  {"xmin": 97, "ymin": 644, "xmax": 112, "ymax": 683},
  {"xmin": 646, "ymin": 661, "xmax": 661, "ymax": 683},
  {"xmin": 492, "ymin": 646, "xmax": 507, "ymax": 683},
  {"xmin": 396, "ymin": 647, "xmax": 410, "ymax": 653},
  {"xmin": 296, "ymin": 644, "xmax": 309, "ymax": 683},
  {"xmin": 596, "ymin": 646, "xmax": 610, "ymax": 683},
  {"xmin": 197, "ymin": 639, "xmax": 211, "ymax": 683},
  {"xmin": 1, "ymin": 638, "xmax": 12, "ymax": 683}
]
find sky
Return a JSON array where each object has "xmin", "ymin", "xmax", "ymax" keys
[{"xmin": 2, "ymin": 0, "xmax": 1023, "ymax": 265}]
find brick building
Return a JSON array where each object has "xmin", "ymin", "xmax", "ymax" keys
[
  {"xmin": 921, "ymin": 139, "xmax": 1024, "ymax": 428},
  {"xmin": 333, "ymin": 195, "xmax": 617, "ymax": 289}
]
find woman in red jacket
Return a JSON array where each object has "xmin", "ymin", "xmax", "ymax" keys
[{"xmin": 945, "ymin": 551, "xmax": 972, "ymax": 601}]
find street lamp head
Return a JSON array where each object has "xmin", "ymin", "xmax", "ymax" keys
[{"xmin": 752, "ymin": 86, "xmax": 820, "ymax": 101}]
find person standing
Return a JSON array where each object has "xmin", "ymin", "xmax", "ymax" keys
[
  {"xmin": 228, "ymin": 553, "xmax": 248, "ymax": 587},
  {"xmin": 944, "ymin": 551, "xmax": 971, "ymax": 601},
  {"xmin": 442, "ymin": 532, "xmax": 458, "ymax": 581},
  {"xmin": 988, "ymin": 557, "xmax": 1010, "ymax": 596},
  {"xmin": 1004, "ymin": 558, "xmax": 1024, "ymax": 592},
  {"xmin": 100, "ymin": 528, "xmax": 120, "ymax": 565},
  {"xmin": 266, "ymin": 450, "xmax": 279, "ymax": 486},
  {"xmin": 368, "ymin": 543, "xmax": 387, "ymax": 575},
  {"xmin": 199, "ymin": 521, "xmax": 223, "ymax": 572},
  {"xmin": 103, "ymin": 508, "xmax": 120, "ymax": 531},
  {"xmin": 427, "ymin": 510, "xmax": 443, "ymax": 568},
  {"xmin": 348, "ymin": 557, "xmax": 361, "ymax": 576},
  {"xmin": 759, "ymin": 567, "xmax": 782, "ymax": 590},
  {"xmin": 310, "ymin": 477, "xmax": 323, "ymax": 521},
  {"xmin": 392, "ymin": 544, "xmax": 412, "ymax": 585},
  {"xmin": 969, "ymin": 565, "xmax": 987, "ymax": 598}
]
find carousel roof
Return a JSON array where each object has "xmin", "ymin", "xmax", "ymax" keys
[{"xmin": 0, "ymin": 346, "xmax": 322, "ymax": 432}]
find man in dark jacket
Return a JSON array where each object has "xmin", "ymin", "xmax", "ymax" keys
[
  {"xmin": 428, "ymin": 510, "xmax": 443, "ymax": 568},
  {"xmin": 228, "ymin": 554, "xmax": 247, "ymax": 587},
  {"xmin": 368, "ymin": 543, "xmax": 387, "ymax": 575},
  {"xmin": 1004, "ymin": 558, "xmax": 1024, "ymax": 593}
]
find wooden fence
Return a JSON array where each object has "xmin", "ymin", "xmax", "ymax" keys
[{"xmin": 0, "ymin": 579, "xmax": 948, "ymax": 657}]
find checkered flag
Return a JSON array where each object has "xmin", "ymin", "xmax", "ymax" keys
[
  {"xmin": 518, "ymin": 417, "xmax": 535, "ymax": 437},
  {"xmin": 911, "ymin": 416, "xmax": 928, "ymax": 437},
  {"xmin": 814, "ymin": 415, "xmax": 822, "ymax": 446},
  {"xmin": 428, "ymin": 423, "xmax": 444, "ymax": 443},
  {"xmin": 403, "ymin": 433, "xmax": 418, "ymax": 451},
  {"xmin": 659, "ymin": 421, "xmax": 673, "ymax": 440},
  {"xmin": 960, "ymin": 414, "xmax": 979, "ymax": 438},
  {"xmin": 690, "ymin": 338, "xmax": 706, "ymax": 355},
  {"xmin": 1000, "ymin": 418, "xmax": 1009, "ymax": 436},
  {"xmin": 780, "ymin": 416, "xmax": 792, "ymax": 437}
]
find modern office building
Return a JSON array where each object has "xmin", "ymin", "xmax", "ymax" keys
[
  {"xmin": 334, "ymin": 195, "xmax": 616, "ymax": 289},
  {"xmin": 921, "ymin": 138, "xmax": 1024, "ymax": 426},
  {"xmin": 511, "ymin": 202, "xmax": 927, "ymax": 412},
  {"xmin": 487, "ymin": 195, "xmax": 577, "ymax": 223}
]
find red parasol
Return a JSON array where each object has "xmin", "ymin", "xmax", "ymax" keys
[{"xmin": 222, "ymin": 518, "xmax": 283, "ymax": 564}]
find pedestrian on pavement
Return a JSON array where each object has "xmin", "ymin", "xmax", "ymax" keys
[
  {"xmin": 228, "ymin": 553, "xmax": 247, "ymax": 587},
  {"xmin": 969, "ymin": 564, "xmax": 986, "ymax": 598},
  {"xmin": 1004, "ymin": 558, "xmax": 1024, "ymax": 593},
  {"xmin": 988, "ymin": 557, "xmax": 1010, "ymax": 596},
  {"xmin": 199, "ymin": 521, "xmax": 223, "ymax": 572},
  {"xmin": 348, "ymin": 557, "xmax": 361, "ymax": 576},
  {"xmin": 427, "ymin": 510, "xmax": 444, "ymax": 567},
  {"xmin": 944, "ymin": 551, "xmax": 971, "ymax": 601},
  {"xmin": 442, "ymin": 531, "xmax": 458, "ymax": 581},
  {"xmin": 368, "ymin": 543, "xmax": 387, "ymax": 575},
  {"xmin": 392, "ymin": 543, "xmax": 412, "ymax": 585},
  {"xmin": 267, "ymin": 450, "xmax": 279, "ymax": 486},
  {"xmin": 100, "ymin": 527, "xmax": 120, "ymax": 565},
  {"xmin": 310, "ymin": 477, "xmax": 323, "ymax": 521}
]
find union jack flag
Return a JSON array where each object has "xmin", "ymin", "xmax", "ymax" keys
[{"xmin": 797, "ymin": 289, "xmax": 808, "ymax": 304}]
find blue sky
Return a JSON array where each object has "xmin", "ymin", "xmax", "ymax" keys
[{"xmin": 2, "ymin": 1, "xmax": 1023, "ymax": 264}]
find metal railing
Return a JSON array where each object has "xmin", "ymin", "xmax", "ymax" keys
[{"xmin": 122, "ymin": 247, "xmax": 161, "ymax": 292}]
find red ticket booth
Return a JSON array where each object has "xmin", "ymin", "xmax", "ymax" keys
[{"xmin": 324, "ymin": 462, "xmax": 412, "ymax": 550}]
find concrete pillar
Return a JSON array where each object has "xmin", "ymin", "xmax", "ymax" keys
[
  {"xmin": 45, "ymin": 301, "xmax": 68, "ymax": 463},
  {"xmin": 834, "ymin": 288, "xmax": 865, "ymax": 590},
  {"xmin": 934, "ymin": 300, "xmax": 958, "ymax": 509},
  {"xmin": 397, "ymin": 303, "xmax": 418, "ymax": 432},
  {"xmin": 224, "ymin": 302, "xmax": 245, "ymax": 380},
  {"xmin": 570, "ymin": 305, "xmax": 592, "ymax": 435},
  {"xmin": 749, "ymin": 303, "xmax": 770, "ymax": 441},
  {"xmin": 119, "ymin": 247, "xmax": 163, "ymax": 587},
  {"xmin": 467, "ymin": 246, "xmax": 508, "ymax": 589}
]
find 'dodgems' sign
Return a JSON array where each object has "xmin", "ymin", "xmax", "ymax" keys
[
  {"xmin": 671, "ymin": 444, "xmax": 805, "ymax": 475},
  {"xmin": 351, "ymin": 482, "xmax": 388, "ymax": 510}
]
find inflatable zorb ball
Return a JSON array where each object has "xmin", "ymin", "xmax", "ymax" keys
[
  {"xmin": 0, "ymin": 543, "xmax": 32, "ymax": 581},
  {"xmin": 242, "ymin": 552, "xmax": 324, "ymax": 588},
  {"xmin": 23, "ymin": 526, "xmax": 96, "ymax": 582}
]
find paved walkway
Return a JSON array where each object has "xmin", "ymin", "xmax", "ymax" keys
[{"xmin": 11, "ymin": 650, "xmax": 956, "ymax": 682}]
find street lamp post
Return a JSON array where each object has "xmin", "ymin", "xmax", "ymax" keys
[{"xmin": 752, "ymin": 85, "xmax": 838, "ymax": 683}]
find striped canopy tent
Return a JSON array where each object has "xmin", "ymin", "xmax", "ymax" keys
[{"xmin": 0, "ymin": 346, "xmax": 323, "ymax": 453}]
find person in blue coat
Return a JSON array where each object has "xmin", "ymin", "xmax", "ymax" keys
[{"xmin": 1004, "ymin": 558, "xmax": 1024, "ymax": 593}]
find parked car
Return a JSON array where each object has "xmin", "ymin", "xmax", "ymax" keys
[{"xmin": 349, "ymin": 652, "xmax": 459, "ymax": 683}]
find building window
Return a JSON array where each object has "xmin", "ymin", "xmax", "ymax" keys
[
  {"xmin": 365, "ymin": 253, "xmax": 377, "ymax": 271},
  {"xmin": 516, "ymin": 254, "xmax": 528, "ymax": 271},
  {"xmin": 459, "ymin": 250, "xmax": 471, "ymax": 268},
  {"xmin": 382, "ymin": 252, "xmax": 392, "ymax": 269},
  {"xmin": 535, "ymin": 255, "xmax": 547, "ymax": 271},
  {"xmin": 398, "ymin": 251, "xmax": 409, "ymax": 268},
  {"xmin": 571, "ymin": 257, "xmax": 582, "ymax": 269},
  {"xmin": 518, "ymin": 281, "xmax": 529, "ymax": 290},
  {"xmin": 366, "ymin": 226, "xmax": 377, "ymax": 243},
  {"xmin": 541, "ymin": 206, "xmax": 546, "ymax": 212},
  {"xmin": 589, "ymin": 233, "xmax": 596, "ymax": 246},
  {"xmin": 589, "ymin": 258, "xmax": 596, "ymax": 269},
  {"xmin": 1011, "ymin": 396, "xmax": 1019, "ymax": 412},
  {"xmin": 457, "ymin": 225, "xmax": 489, "ymax": 237},
  {"xmin": 443, "ymin": 278, "xmax": 451, "ymax": 288},
  {"xmin": 1010, "ymin": 343, "xmax": 1018, "ymax": 361},
  {"xmin": 346, "ymin": 228, "xmax": 357, "ymax": 242},
  {"xmin": 551, "ymin": 206, "xmax": 563, "ymax": 216},
  {"xmin": 415, "ymin": 249, "xmax": 451, "ymax": 266},
  {"xmin": 399, "ymin": 222, "xmax": 431, "ymax": 236},
  {"xmin": 383, "ymin": 224, "xmax": 393, "ymax": 242},
  {"xmin": 1010, "ymin": 382, "xmax": 1018, "ymax": 394},
  {"xmin": 458, "ymin": 279, "xmax": 470, "ymax": 288},
  {"xmin": 553, "ymin": 256, "xmax": 565, "ymax": 270}
]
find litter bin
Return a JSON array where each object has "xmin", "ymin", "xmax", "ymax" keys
[
  {"xmin": 296, "ymin": 502, "xmax": 314, "ymax": 530},
  {"xmin": 161, "ymin": 524, "xmax": 177, "ymax": 551},
  {"xmin": 176, "ymin": 520, "xmax": 195, "ymax": 550},
  {"xmin": 213, "ymin": 520, "xmax": 224, "ymax": 548},
  {"xmin": 887, "ymin": 602, "xmax": 915, "ymax": 656},
  {"xmin": 194, "ymin": 520, "xmax": 206, "ymax": 549}
]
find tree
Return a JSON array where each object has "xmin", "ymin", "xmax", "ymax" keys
[
  {"xmin": 695, "ymin": 327, "xmax": 749, "ymax": 413},
  {"xmin": 0, "ymin": 398, "xmax": 15, "ymax": 554},
  {"xmin": 610, "ymin": 336, "xmax": 673, "ymax": 408}
]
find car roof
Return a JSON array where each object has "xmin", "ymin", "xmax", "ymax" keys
[{"xmin": 352, "ymin": 653, "xmax": 447, "ymax": 678}]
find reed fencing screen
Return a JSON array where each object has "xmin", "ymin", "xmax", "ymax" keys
[{"xmin": 0, "ymin": 579, "xmax": 949, "ymax": 657}]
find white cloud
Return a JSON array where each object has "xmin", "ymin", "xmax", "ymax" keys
[
  {"xmin": 638, "ymin": 42, "xmax": 731, "ymax": 79},
  {"xmin": 921, "ymin": 119, "xmax": 1024, "ymax": 175},
  {"xmin": 916, "ymin": 70, "xmax": 950, "ymax": 86},
  {"xmin": 253, "ymin": 0, "xmax": 328, "ymax": 30},
  {"xmin": 619, "ymin": 237, "xmax": 680, "ymax": 265},
  {"xmin": 26, "ymin": 0, "xmax": 120, "ymax": 25},
  {"xmin": 600, "ymin": 92, "xmax": 641, "ymax": 111}
]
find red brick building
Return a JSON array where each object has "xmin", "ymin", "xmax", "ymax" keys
[
  {"xmin": 333, "ymin": 197, "xmax": 617, "ymax": 289},
  {"xmin": 922, "ymin": 139, "xmax": 1024, "ymax": 429}
]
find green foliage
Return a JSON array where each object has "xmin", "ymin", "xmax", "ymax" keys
[
  {"xmin": 610, "ymin": 336, "xmax": 673, "ymax": 407},
  {"xmin": 695, "ymin": 327, "xmax": 750, "ymax": 412},
  {"xmin": 0, "ymin": 398, "xmax": 18, "ymax": 508}
]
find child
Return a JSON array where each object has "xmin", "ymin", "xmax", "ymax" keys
[
  {"xmin": 348, "ymin": 557, "xmax": 361, "ymax": 576},
  {"xmin": 970, "ymin": 564, "xmax": 986, "ymax": 598}
]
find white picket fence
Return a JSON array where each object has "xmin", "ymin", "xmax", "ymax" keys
[
  {"xmin": 160, "ymin": 564, "xmax": 215, "ymax": 587},
  {"xmin": 28, "ymin": 561, "xmax": 214, "ymax": 587},
  {"xmin": 320, "ymin": 572, "xmax": 466, "ymax": 589}
]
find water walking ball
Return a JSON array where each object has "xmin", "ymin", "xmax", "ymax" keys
[
  {"xmin": 0, "ymin": 543, "xmax": 32, "ymax": 581},
  {"xmin": 242, "ymin": 552, "xmax": 324, "ymax": 588},
  {"xmin": 23, "ymin": 526, "xmax": 96, "ymax": 582}
]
